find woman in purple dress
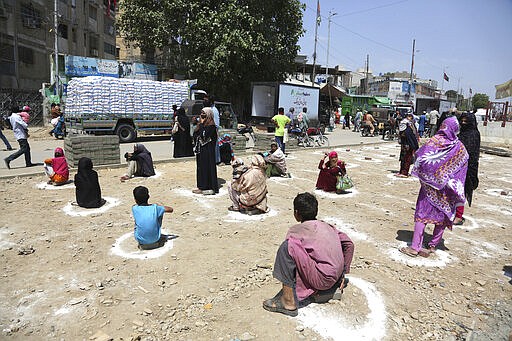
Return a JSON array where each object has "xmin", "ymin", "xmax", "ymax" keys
[{"xmin": 400, "ymin": 116, "xmax": 468, "ymax": 257}]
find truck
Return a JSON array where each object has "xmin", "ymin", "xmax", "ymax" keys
[
  {"xmin": 250, "ymin": 82, "xmax": 320, "ymax": 131},
  {"xmin": 415, "ymin": 98, "xmax": 455, "ymax": 116},
  {"xmin": 65, "ymin": 76, "xmax": 201, "ymax": 142}
]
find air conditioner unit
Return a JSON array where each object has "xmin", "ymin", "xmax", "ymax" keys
[{"xmin": 91, "ymin": 49, "xmax": 98, "ymax": 57}]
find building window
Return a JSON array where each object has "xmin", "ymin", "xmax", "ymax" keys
[
  {"xmin": 104, "ymin": 18, "xmax": 115, "ymax": 37},
  {"xmin": 72, "ymin": 28, "xmax": 77, "ymax": 42},
  {"xmin": 58, "ymin": 23, "xmax": 68, "ymax": 39},
  {"xmin": 20, "ymin": 3, "xmax": 42, "ymax": 29},
  {"xmin": 89, "ymin": 5, "xmax": 97, "ymax": 20},
  {"xmin": 104, "ymin": 42, "xmax": 115, "ymax": 56},
  {"xmin": 18, "ymin": 46, "xmax": 34, "ymax": 64}
]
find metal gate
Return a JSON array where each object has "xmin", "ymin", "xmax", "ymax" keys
[{"xmin": 0, "ymin": 88, "xmax": 44, "ymax": 126}]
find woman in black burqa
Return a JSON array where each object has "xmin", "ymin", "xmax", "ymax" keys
[
  {"xmin": 192, "ymin": 107, "xmax": 219, "ymax": 195},
  {"xmin": 454, "ymin": 111, "xmax": 480, "ymax": 225},
  {"xmin": 173, "ymin": 108, "xmax": 194, "ymax": 158},
  {"xmin": 120, "ymin": 143, "xmax": 155, "ymax": 181},
  {"xmin": 74, "ymin": 157, "xmax": 106, "ymax": 208}
]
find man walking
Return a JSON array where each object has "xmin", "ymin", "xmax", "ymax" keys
[
  {"xmin": 271, "ymin": 107, "xmax": 291, "ymax": 154},
  {"xmin": 4, "ymin": 106, "xmax": 35, "ymax": 169},
  {"xmin": 429, "ymin": 109, "xmax": 439, "ymax": 137}
]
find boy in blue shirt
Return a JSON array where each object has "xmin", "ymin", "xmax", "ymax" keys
[{"xmin": 132, "ymin": 186, "xmax": 173, "ymax": 250}]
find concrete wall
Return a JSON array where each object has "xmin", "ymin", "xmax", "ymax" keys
[{"xmin": 479, "ymin": 121, "xmax": 512, "ymax": 146}]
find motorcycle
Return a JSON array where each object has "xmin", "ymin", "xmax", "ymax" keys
[{"xmin": 360, "ymin": 122, "xmax": 378, "ymax": 137}]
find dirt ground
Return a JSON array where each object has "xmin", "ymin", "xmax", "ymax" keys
[{"xmin": 0, "ymin": 141, "xmax": 511, "ymax": 341}]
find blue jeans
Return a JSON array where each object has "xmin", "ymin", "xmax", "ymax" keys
[
  {"xmin": 0, "ymin": 129, "xmax": 12, "ymax": 149},
  {"xmin": 275, "ymin": 135, "xmax": 285, "ymax": 153},
  {"xmin": 6, "ymin": 139, "xmax": 31, "ymax": 166}
]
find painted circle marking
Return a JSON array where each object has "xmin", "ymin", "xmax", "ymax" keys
[
  {"xmin": 62, "ymin": 197, "xmax": 121, "ymax": 217},
  {"xmin": 297, "ymin": 276, "xmax": 387, "ymax": 341},
  {"xmin": 111, "ymin": 230, "xmax": 174, "ymax": 259}
]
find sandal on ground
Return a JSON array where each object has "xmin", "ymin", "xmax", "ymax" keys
[
  {"xmin": 395, "ymin": 174, "xmax": 408, "ymax": 178},
  {"xmin": 192, "ymin": 189, "xmax": 202, "ymax": 194},
  {"xmin": 262, "ymin": 296, "xmax": 298, "ymax": 317},
  {"xmin": 399, "ymin": 247, "xmax": 418, "ymax": 257},
  {"xmin": 228, "ymin": 206, "xmax": 239, "ymax": 212},
  {"xmin": 453, "ymin": 217, "xmax": 465, "ymax": 226},
  {"xmin": 417, "ymin": 249, "xmax": 431, "ymax": 258},
  {"xmin": 120, "ymin": 175, "xmax": 130, "ymax": 182}
]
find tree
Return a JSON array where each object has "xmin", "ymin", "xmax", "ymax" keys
[
  {"xmin": 117, "ymin": 0, "xmax": 305, "ymax": 113},
  {"xmin": 472, "ymin": 93, "xmax": 489, "ymax": 109}
]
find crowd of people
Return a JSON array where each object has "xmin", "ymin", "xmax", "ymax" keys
[{"xmin": 0, "ymin": 98, "xmax": 482, "ymax": 318}]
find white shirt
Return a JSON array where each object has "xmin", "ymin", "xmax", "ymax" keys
[
  {"xmin": 9, "ymin": 113, "xmax": 28, "ymax": 140},
  {"xmin": 211, "ymin": 105, "xmax": 220, "ymax": 127},
  {"xmin": 429, "ymin": 110, "xmax": 439, "ymax": 124}
]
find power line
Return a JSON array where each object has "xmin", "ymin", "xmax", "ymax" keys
[{"xmin": 338, "ymin": 0, "xmax": 411, "ymax": 17}]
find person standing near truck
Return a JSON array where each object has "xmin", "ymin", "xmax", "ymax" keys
[
  {"xmin": 429, "ymin": 109, "xmax": 439, "ymax": 137},
  {"xmin": 272, "ymin": 107, "xmax": 291, "ymax": 154}
]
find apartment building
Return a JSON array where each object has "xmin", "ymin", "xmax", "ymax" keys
[{"xmin": 0, "ymin": 0, "xmax": 117, "ymax": 90}]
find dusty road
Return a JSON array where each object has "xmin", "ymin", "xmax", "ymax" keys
[{"xmin": 0, "ymin": 139, "xmax": 511, "ymax": 341}]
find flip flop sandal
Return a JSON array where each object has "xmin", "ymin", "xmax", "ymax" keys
[
  {"xmin": 263, "ymin": 296, "xmax": 298, "ymax": 317},
  {"xmin": 399, "ymin": 247, "xmax": 418, "ymax": 257},
  {"xmin": 453, "ymin": 217, "xmax": 465, "ymax": 226},
  {"xmin": 228, "ymin": 206, "xmax": 239, "ymax": 212},
  {"xmin": 418, "ymin": 250, "xmax": 431, "ymax": 258}
]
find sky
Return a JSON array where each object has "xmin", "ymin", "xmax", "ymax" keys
[{"xmin": 298, "ymin": 0, "xmax": 512, "ymax": 100}]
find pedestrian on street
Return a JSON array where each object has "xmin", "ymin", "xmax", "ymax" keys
[
  {"xmin": 271, "ymin": 107, "xmax": 291, "ymax": 154},
  {"xmin": 428, "ymin": 109, "xmax": 439, "ymax": 137},
  {"xmin": 4, "ymin": 106, "xmax": 35, "ymax": 169},
  {"xmin": 0, "ymin": 113, "xmax": 13, "ymax": 151},
  {"xmin": 193, "ymin": 108, "xmax": 219, "ymax": 195},
  {"xmin": 400, "ymin": 116, "xmax": 468, "ymax": 257},
  {"xmin": 396, "ymin": 113, "xmax": 419, "ymax": 177}
]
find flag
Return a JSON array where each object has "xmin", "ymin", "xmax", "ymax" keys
[
  {"xmin": 469, "ymin": 88, "xmax": 472, "ymax": 95},
  {"xmin": 316, "ymin": 0, "xmax": 321, "ymax": 26},
  {"xmin": 443, "ymin": 72, "xmax": 449, "ymax": 82}
]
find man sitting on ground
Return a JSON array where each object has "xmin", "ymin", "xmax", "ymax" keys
[
  {"xmin": 263, "ymin": 192, "xmax": 354, "ymax": 317},
  {"xmin": 262, "ymin": 142, "xmax": 288, "ymax": 177}
]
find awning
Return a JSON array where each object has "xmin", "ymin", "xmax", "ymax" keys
[
  {"xmin": 374, "ymin": 96, "xmax": 391, "ymax": 105},
  {"xmin": 320, "ymin": 83, "xmax": 347, "ymax": 98},
  {"xmin": 495, "ymin": 79, "xmax": 512, "ymax": 99}
]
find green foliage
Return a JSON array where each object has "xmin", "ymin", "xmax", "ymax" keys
[
  {"xmin": 472, "ymin": 93, "xmax": 490, "ymax": 109},
  {"xmin": 117, "ymin": 0, "xmax": 305, "ymax": 108}
]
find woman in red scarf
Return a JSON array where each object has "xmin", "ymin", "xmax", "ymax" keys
[{"xmin": 315, "ymin": 151, "xmax": 346, "ymax": 193}]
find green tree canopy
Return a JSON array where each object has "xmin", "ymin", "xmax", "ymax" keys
[
  {"xmin": 117, "ymin": 0, "xmax": 305, "ymax": 111},
  {"xmin": 472, "ymin": 93, "xmax": 489, "ymax": 109}
]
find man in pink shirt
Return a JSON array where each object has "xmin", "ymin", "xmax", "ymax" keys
[{"xmin": 263, "ymin": 192, "xmax": 354, "ymax": 316}]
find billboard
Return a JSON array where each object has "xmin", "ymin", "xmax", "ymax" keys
[
  {"xmin": 65, "ymin": 56, "xmax": 157, "ymax": 80},
  {"xmin": 278, "ymin": 84, "xmax": 320, "ymax": 120}
]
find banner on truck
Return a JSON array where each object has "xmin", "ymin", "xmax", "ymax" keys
[
  {"xmin": 278, "ymin": 84, "xmax": 320, "ymax": 120},
  {"xmin": 65, "ymin": 56, "xmax": 119, "ymax": 77}
]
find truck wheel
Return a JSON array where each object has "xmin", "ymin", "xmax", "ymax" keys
[{"xmin": 116, "ymin": 124, "xmax": 137, "ymax": 143}]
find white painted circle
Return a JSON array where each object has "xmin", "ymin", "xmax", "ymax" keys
[
  {"xmin": 314, "ymin": 188, "xmax": 358, "ymax": 199},
  {"xmin": 385, "ymin": 173, "xmax": 417, "ymax": 181},
  {"xmin": 224, "ymin": 208, "xmax": 278, "ymax": 222},
  {"xmin": 322, "ymin": 216, "xmax": 370, "ymax": 241},
  {"xmin": 388, "ymin": 242, "xmax": 456, "ymax": 267},
  {"xmin": 62, "ymin": 197, "xmax": 121, "ymax": 217},
  {"xmin": 111, "ymin": 229, "xmax": 174, "ymax": 259},
  {"xmin": 297, "ymin": 276, "xmax": 387, "ymax": 341},
  {"xmin": 36, "ymin": 181, "xmax": 75, "ymax": 190}
]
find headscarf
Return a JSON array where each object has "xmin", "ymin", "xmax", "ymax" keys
[
  {"xmin": 75, "ymin": 157, "xmax": 103, "ymax": 208},
  {"xmin": 328, "ymin": 151, "xmax": 338, "ymax": 159},
  {"xmin": 54, "ymin": 147, "xmax": 64, "ymax": 157},
  {"xmin": 458, "ymin": 112, "xmax": 480, "ymax": 206},
  {"xmin": 412, "ymin": 117, "xmax": 469, "ymax": 218},
  {"xmin": 399, "ymin": 116, "xmax": 419, "ymax": 150},
  {"xmin": 201, "ymin": 107, "xmax": 215, "ymax": 126},
  {"xmin": 176, "ymin": 107, "xmax": 190, "ymax": 131}
]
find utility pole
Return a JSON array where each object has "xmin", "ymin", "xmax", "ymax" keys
[
  {"xmin": 364, "ymin": 54, "xmax": 369, "ymax": 95},
  {"xmin": 325, "ymin": 11, "xmax": 337, "ymax": 83},
  {"xmin": 456, "ymin": 77, "xmax": 461, "ymax": 109},
  {"xmin": 54, "ymin": 0, "xmax": 59, "ymax": 97},
  {"xmin": 312, "ymin": 0, "xmax": 320, "ymax": 85},
  {"xmin": 408, "ymin": 39, "xmax": 415, "ymax": 103}
]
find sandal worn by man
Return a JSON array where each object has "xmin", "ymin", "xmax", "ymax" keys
[
  {"xmin": 399, "ymin": 246, "xmax": 418, "ymax": 257},
  {"xmin": 262, "ymin": 296, "xmax": 298, "ymax": 317}
]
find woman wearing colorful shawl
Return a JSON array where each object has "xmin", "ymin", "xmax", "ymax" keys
[
  {"xmin": 263, "ymin": 193, "xmax": 354, "ymax": 317},
  {"xmin": 192, "ymin": 108, "xmax": 219, "ymax": 195},
  {"xmin": 120, "ymin": 143, "xmax": 155, "ymax": 182},
  {"xmin": 315, "ymin": 151, "xmax": 347, "ymax": 193},
  {"xmin": 43, "ymin": 147, "xmax": 69, "ymax": 185},
  {"xmin": 228, "ymin": 154, "xmax": 268, "ymax": 215},
  {"xmin": 454, "ymin": 112, "xmax": 480, "ymax": 225},
  {"xmin": 173, "ymin": 108, "xmax": 194, "ymax": 158},
  {"xmin": 74, "ymin": 157, "xmax": 106, "ymax": 208},
  {"xmin": 396, "ymin": 113, "xmax": 419, "ymax": 177},
  {"xmin": 400, "ymin": 116, "xmax": 468, "ymax": 257}
]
